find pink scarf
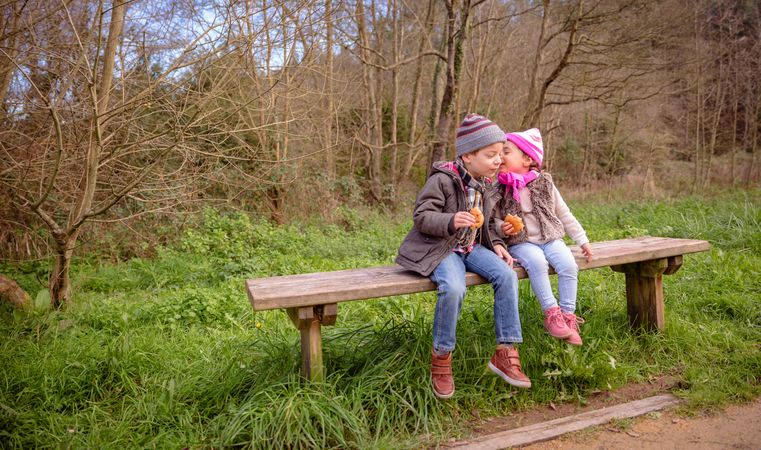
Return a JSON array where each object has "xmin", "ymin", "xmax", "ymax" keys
[{"xmin": 497, "ymin": 170, "xmax": 540, "ymax": 203}]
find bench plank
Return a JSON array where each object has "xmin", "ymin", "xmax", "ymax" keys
[{"xmin": 247, "ymin": 237, "xmax": 710, "ymax": 311}]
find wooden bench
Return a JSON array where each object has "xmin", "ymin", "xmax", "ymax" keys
[{"xmin": 246, "ymin": 236, "xmax": 710, "ymax": 381}]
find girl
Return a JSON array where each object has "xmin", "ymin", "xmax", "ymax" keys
[{"xmin": 495, "ymin": 128, "xmax": 593, "ymax": 345}]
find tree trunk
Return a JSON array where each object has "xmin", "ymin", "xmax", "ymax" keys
[
  {"xmin": 49, "ymin": 232, "xmax": 79, "ymax": 308},
  {"xmin": 704, "ymin": 81, "xmax": 725, "ymax": 187},
  {"xmin": 0, "ymin": 274, "xmax": 31, "ymax": 310},
  {"xmin": 325, "ymin": 0, "xmax": 335, "ymax": 181},
  {"xmin": 730, "ymin": 69, "xmax": 739, "ymax": 185},
  {"xmin": 746, "ymin": 98, "xmax": 759, "ymax": 188},
  {"xmin": 644, "ymin": 127, "xmax": 657, "ymax": 191},
  {"xmin": 357, "ymin": 0, "xmax": 383, "ymax": 201},
  {"xmin": 521, "ymin": 0, "xmax": 580, "ymax": 129},
  {"xmin": 403, "ymin": 0, "xmax": 436, "ymax": 181},
  {"xmin": 389, "ymin": 0, "xmax": 400, "ymax": 186},
  {"xmin": 471, "ymin": 0, "xmax": 498, "ymax": 113},
  {"xmin": 581, "ymin": 110, "xmax": 591, "ymax": 181},
  {"xmin": 0, "ymin": 2, "xmax": 22, "ymax": 109},
  {"xmin": 606, "ymin": 102, "xmax": 623, "ymax": 201},
  {"xmin": 431, "ymin": 0, "xmax": 473, "ymax": 165},
  {"xmin": 692, "ymin": 6, "xmax": 703, "ymax": 192},
  {"xmin": 428, "ymin": 46, "xmax": 443, "ymax": 137},
  {"xmin": 48, "ymin": 0, "xmax": 126, "ymax": 308},
  {"xmin": 522, "ymin": 0, "xmax": 550, "ymax": 129}
]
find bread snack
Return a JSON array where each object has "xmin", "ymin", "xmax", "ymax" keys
[
  {"xmin": 504, "ymin": 214, "xmax": 524, "ymax": 234},
  {"xmin": 470, "ymin": 207, "xmax": 484, "ymax": 229}
]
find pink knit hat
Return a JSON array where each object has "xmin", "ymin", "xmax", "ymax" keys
[{"xmin": 505, "ymin": 128, "xmax": 544, "ymax": 168}]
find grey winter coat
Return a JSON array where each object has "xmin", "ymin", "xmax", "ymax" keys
[{"xmin": 396, "ymin": 161, "xmax": 505, "ymax": 276}]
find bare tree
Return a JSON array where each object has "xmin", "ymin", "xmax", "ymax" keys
[
  {"xmin": 402, "ymin": 0, "xmax": 437, "ymax": 181},
  {"xmin": 430, "ymin": 0, "xmax": 480, "ymax": 164},
  {"xmin": 0, "ymin": 1, "xmax": 294, "ymax": 306}
]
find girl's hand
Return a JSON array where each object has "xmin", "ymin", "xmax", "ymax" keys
[
  {"xmin": 494, "ymin": 244, "xmax": 514, "ymax": 267},
  {"xmin": 453, "ymin": 211, "xmax": 476, "ymax": 229},
  {"xmin": 501, "ymin": 221, "xmax": 515, "ymax": 235},
  {"xmin": 581, "ymin": 243, "xmax": 594, "ymax": 262}
]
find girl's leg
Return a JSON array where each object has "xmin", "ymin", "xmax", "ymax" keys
[
  {"xmin": 430, "ymin": 253, "xmax": 467, "ymax": 354},
  {"xmin": 464, "ymin": 244, "xmax": 522, "ymax": 344},
  {"xmin": 543, "ymin": 240, "xmax": 579, "ymax": 313},
  {"xmin": 509, "ymin": 243, "xmax": 558, "ymax": 311}
]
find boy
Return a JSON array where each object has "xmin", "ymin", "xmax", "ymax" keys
[{"xmin": 396, "ymin": 114, "xmax": 531, "ymax": 399}]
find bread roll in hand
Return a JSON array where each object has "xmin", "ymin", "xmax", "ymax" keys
[
  {"xmin": 470, "ymin": 207, "xmax": 484, "ymax": 229},
  {"xmin": 504, "ymin": 214, "xmax": 524, "ymax": 234}
]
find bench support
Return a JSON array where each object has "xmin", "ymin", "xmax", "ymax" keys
[
  {"xmin": 611, "ymin": 256, "xmax": 682, "ymax": 331},
  {"xmin": 286, "ymin": 304, "xmax": 337, "ymax": 381}
]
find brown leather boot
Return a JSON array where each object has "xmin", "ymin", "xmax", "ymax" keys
[
  {"xmin": 431, "ymin": 350, "xmax": 454, "ymax": 399},
  {"xmin": 488, "ymin": 346, "xmax": 531, "ymax": 389}
]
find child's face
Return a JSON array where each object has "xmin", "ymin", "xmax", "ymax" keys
[
  {"xmin": 461, "ymin": 142, "xmax": 503, "ymax": 178},
  {"xmin": 499, "ymin": 141, "xmax": 531, "ymax": 174}
]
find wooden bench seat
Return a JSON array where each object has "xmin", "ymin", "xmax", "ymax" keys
[{"xmin": 246, "ymin": 236, "xmax": 710, "ymax": 380}]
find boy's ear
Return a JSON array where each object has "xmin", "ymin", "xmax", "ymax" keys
[{"xmin": 461, "ymin": 152, "xmax": 473, "ymax": 164}]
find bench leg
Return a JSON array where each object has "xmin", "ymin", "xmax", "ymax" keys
[
  {"xmin": 624, "ymin": 270, "xmax": 665, "ymax": 330},
  {"xmin": 612, "ymin": 258, "xmax": 677, "ymax": 331},
  {"xmin": 286, "ymin": 304, "xmax": 338, "ymax": 382},
  {"xmin": 300, "ymin": 317, "xmax": 324, "ymax": 381}
]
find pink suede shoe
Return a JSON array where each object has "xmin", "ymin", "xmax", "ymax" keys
[
  {"xmin": 563, "ymin": 312, "xmax": 585, "ymax": 346},
  {"xmin": 543, "ymin": 306, "xmax": 573, "ymax": 339}
]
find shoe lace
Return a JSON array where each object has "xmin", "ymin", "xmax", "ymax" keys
[
  {"xmin": 548, "ymin": 309, "xmax": 566, "ymax": 328},
  {"xmin": 565, "ymin": 313, "xmax": 584, "ymax": 331}
]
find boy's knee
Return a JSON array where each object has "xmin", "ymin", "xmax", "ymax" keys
[
  {"xmin": 493, "ymin": 267, "xmax": 518, "ymax": 285},
  {"xmin": 438, "ymin": 279, "xmax": 467, "ymax": 301}
]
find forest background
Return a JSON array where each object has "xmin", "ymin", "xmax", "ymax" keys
[
  {"xmin": 1, "ymin": 2, "xmax": 760, "ymax": 448},
  {"xmin": 1, "ymin": 0, "xmax": 759, "ymax": 307}
]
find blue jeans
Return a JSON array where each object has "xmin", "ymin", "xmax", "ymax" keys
[
  {"xmin": 509, "ymin": 240, "xmax": 578, "ymax": 313},
  {"xmin": 429, "ymin": 244, "xmax": 522, "ymax": 353}
]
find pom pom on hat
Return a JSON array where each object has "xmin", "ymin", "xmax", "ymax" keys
[
  {"xmin": 455, "ymin": 113, "xmax": 506, "ymax": 157},
  {"xmin": 505, "ymin": 128, "xmax": 544, "ymax": 167}
]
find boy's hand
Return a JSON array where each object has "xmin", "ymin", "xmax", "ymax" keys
[
  {"xmin": 453, "ymin": 211, "xmax": 476, "ymax": 229},
  {"xmin": 493, "ymin": 244, "xmax": 514, "ymax": 267},
  {"xmin": 581, "ymin": 243, "xmax": 594, "ymax": 262},
  {"xmin": 501, "ymin": 221, "xmax": 516, "ymax": 235}
]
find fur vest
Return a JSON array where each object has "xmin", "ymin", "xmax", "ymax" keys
[{"xmin": 499, "ymin": 173, "xmax": 565, "ymax": 246}]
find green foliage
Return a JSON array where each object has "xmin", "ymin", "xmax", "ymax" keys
[
  {"xmin": 179, "ymin": 209, "xmax": 263, "ymax": 260},
  {"xmin": 1, "ymin": 190, "xmax": 759, "ymax": 448}
]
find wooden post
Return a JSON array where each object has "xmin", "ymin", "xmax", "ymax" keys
[
  {"xmin": 286, "ymin": 304, "xmax": 338, "ymax": 381},
  {"xmin": 611, "ymin": 258, "xmax": 675, "ymax": 331},
  {"xmin": 300, "ymin": 317, "xmax": 324, "ymax": 381}
]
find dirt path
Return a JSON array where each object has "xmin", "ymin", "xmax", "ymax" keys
[
  {"xmin": 523, "ymin": 396, "xmax": 761, "ymax": 450},
  {"xmin": 452, "ymin": 377, "xmax": 760, "ymax": 449}
]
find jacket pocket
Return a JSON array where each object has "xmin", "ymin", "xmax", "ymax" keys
[{"xmin": 399, "ymin": 232, "xmax": 439, "ymax": 263}]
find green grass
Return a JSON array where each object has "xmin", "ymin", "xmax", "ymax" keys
[{"xmin": 1, "ymin": 191, "xmax": 759, "ymax": 448}]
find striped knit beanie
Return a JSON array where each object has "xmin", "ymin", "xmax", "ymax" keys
[
  {"xmin": 505, "ymin": 128, "xmax": 544, "ymax": 168},
  {"xmin": 455, "ymin": 113, "xmax": 506, "ymax": 157}
]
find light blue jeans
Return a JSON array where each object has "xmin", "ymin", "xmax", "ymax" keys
[
  {"xmin": 430, "ymin": 244, "xmax": 522, "ymax": 353},
  {"xmin": 509, "ymin": 240, "xmax": 579, "ymax": 313}
]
